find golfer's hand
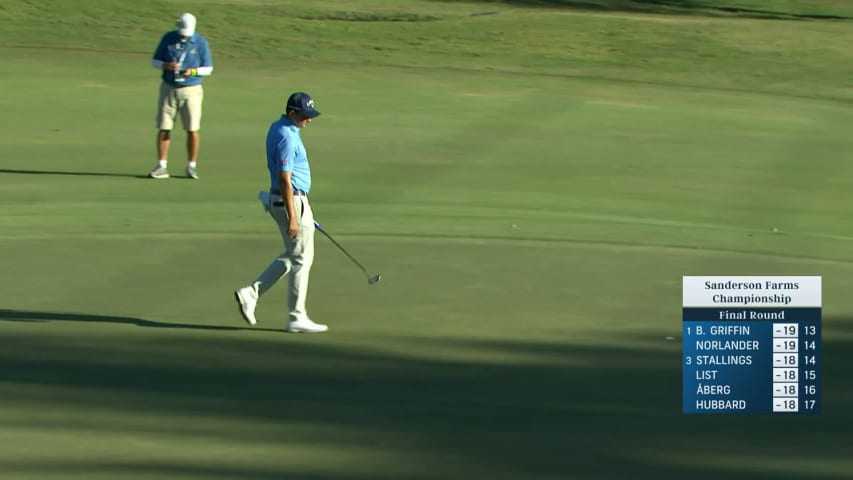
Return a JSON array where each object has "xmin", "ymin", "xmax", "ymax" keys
[
  {"xmin": 180, "ymin": 69, "xmax": 194, "ymax": 77},
  {"xmin": 288, "ymin": 219, "xmax": 300, "ymax": 239},
  {"xmin": 164, "ymin": 62, "xmax": 181, "ymax": 72}
]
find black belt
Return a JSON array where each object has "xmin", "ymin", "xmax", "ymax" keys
[
  {"xmin": 270, "ymin": 189, "xmax": 307, "ymax": 207},
  {"xmin": 270, "ymin": 189, "xmax": 308, "ymax": 197}
]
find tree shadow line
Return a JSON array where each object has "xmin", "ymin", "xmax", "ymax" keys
[{"xmin": 0, "ymin": 309, "xmax": 851, "ymax": 479}]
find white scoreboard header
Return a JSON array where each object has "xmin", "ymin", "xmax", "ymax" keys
[{"xmin": 683, "ymin": 276, "xmax": 822, "ymax": 307}]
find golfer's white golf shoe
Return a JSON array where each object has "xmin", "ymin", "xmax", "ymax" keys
[
  {"xmin": 234, "ymin": 284, "xmax": 259, "ymax": 326},
  {"xmin": 285, "ymin": 318, "xmax": 328, "ymax": 333}
]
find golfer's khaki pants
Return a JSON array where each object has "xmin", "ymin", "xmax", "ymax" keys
[{"xmin": 254, "ymin": 194, "xmax": 315, "ymax": 322}]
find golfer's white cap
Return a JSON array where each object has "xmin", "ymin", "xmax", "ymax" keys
[{"xmin": 177, "ymin": 12, "xmax": 196, "ymax": 37}]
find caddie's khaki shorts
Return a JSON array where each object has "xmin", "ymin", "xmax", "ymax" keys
[{"xmin": 156, "ymin": 83, "xmax": 203, "ymax": 131}]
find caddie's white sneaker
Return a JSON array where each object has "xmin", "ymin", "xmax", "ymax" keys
[
  {"xmin": 285, "ymin": 318, "xmax": 328, "ymax": 333},
  {"xmin": 234, "ymin": 285, "xmax": 259, "ymax": 326},
  {"xmin": 185, "ymin": 165, "xmax": 199, "ymax": 179},
  {"xmin": 148, "ymin": 166, "xmax": 169, "ymax": 179}
]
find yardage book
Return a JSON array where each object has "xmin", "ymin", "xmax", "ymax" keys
[{"xmin": 682, "ymin": 276, "xmax": 822, "ymax": 414}]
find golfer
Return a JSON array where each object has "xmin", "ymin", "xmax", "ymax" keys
[
  {"xmin": 148, "ymin": 12, "xmax": 213, "ymax": 179},
  {"xmin": 234, "ymin": 92, "xmax": 327, "ymax": 333}
]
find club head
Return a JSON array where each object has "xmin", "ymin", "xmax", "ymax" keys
[{"xmin": 368, "ymin": 274, "xmax": 381, "ymax": 285}]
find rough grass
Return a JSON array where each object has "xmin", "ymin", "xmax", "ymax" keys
[{"xmin": 2, "ymin": 0, "xmax": 852, "ymax": 101}]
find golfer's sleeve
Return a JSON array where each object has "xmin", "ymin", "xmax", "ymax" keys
[{"xmin": 277, "ymin": 138, "xmax": 296, "ymax": 173}]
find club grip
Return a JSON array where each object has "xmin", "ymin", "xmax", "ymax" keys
[{"xmin": 313, "ymin": 221, "xmax": 324, "ymax": 232}]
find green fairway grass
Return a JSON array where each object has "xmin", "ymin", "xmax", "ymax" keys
[{"xmin": 1, "ymin": 1, "xmax": 852, "ymax": 479}]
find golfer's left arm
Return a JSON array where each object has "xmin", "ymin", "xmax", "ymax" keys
[
  {"xmin": 276, "ymin": 138, "xmax": 299, "ymax": 239},
  {"xmin": 279, "ymin": 171, "xmax": 299, "ymax": 239}
]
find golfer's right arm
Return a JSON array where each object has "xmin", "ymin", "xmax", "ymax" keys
[{"xmin": 279, "ymin": 171, "xmax": 299, "ymax": 238}]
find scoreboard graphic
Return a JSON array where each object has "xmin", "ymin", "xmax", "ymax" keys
[{"xmin": 682, "ymin": 276, "xmax": 822, "ymax": 414}]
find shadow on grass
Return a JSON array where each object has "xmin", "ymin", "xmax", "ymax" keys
[
  {"xmin": 456, "ymin": 0, "xmax": 852, "ymax": 20},
  {"xmin": 0, "ymin": 309, "xmax": 277, "ymax": 332},
  {"xmin": 0, "ymin": 168, "xmax": 148, "ymax": 179},
  {"xmin": 0, "ymin": 320, "xmax": 850, "ymax": 479},
  {"xmin": 0, "ymin": 462, "xmax": 420, "ymax": 480}
]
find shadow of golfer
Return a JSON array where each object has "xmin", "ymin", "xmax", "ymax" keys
[{"xmin": 0, "ymin": 309, "xmax": 278, "ymax": 332}]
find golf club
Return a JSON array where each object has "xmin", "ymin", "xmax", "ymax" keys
[{"xmin": 314, "ymin": 221, "xmax": 381, "ymax": 285}]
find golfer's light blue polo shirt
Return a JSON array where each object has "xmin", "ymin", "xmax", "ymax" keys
[
  {"xmin": 153, "ymin": 31, "xmax": 212, "ymax": 87},
  {"xmin": 267, "ymin": 116, "xmax": 311, "ymax": 193}
]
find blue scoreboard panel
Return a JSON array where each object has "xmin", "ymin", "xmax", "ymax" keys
[{"xmin": 683, "ymin": 276, "xmax": 822, "ymax": 414}]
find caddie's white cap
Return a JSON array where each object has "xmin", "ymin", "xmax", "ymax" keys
[{"xmin": 177, "ymin": 12, "xmax": 197, "ymax": 37}]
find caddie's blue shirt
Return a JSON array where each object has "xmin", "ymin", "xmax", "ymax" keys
[
  {"xmin": 267, "ymin": 116, "xmax": 312, "ymax": 193},
  {"xmin": 153, "ymin": 31, "xmax": 212, "ymax": 87}
]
